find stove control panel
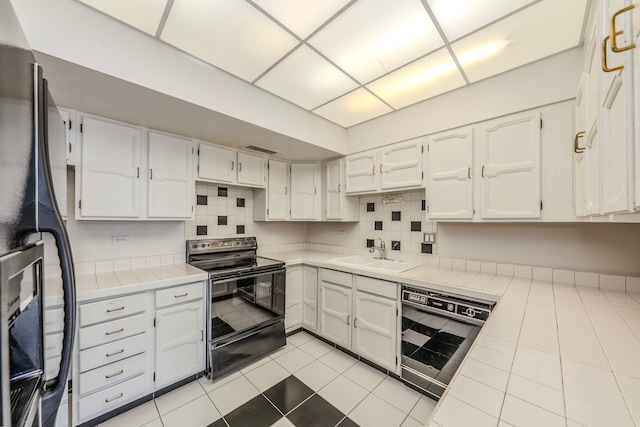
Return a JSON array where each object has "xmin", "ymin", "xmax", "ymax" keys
[
  {"xmin": 402, "ymin": 286, "xmax": 493, "ymax": 323},
  {"xmin": 187, "ymin": 237, "xmax": 257, "ymax": 253}
]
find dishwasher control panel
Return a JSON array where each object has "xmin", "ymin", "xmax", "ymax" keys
[{"xmin": 402, "ymin": 286, "xmax": 493, "ymax": 322}]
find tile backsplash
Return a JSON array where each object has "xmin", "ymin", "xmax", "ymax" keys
[
  {"xmin": 358, "ymin": 190, "xmax": 436, "ymax": 256},
  {"xmin": 185, "ymin": 183, "xmax": 255, "ymax": 239}
]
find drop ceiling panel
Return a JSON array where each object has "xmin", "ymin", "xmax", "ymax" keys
[
  {"xmin": 256, "ymin": 45, "xmax": 358, "ymax": 110},
  {"xmin": 452, "ymin": 0, "xmax": 588, "ymax": 83},
  {"xmin": 313, "ymin": 88, "xmax": 393, "ymax": 128},
  {"xmin": 252, "ymin": 0, "xmax": 351, "ymax": 39},
  {"xmin": 309, "ymin": 0, "xmax": 444, "ymax": 83},
  {"xmin": 77, "ymin": 0, "xmax": 168, "ymax": 35},
  {"xmin": 427, "ymin": 0, "xmax": 537, "ymax": 41},
  {"xmin": 160, "ymin": 0, "xmax": 299, "ymax": 82},
  {"xmin": 367, "ymin": 48, "xmax": 466, "ymax": 109}
]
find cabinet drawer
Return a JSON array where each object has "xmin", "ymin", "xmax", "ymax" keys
[
  {"xmin": 78, "ymin": 374, "xmax": 145, "ymax": 422},
  {"xmin": 79, "ymin": 333, "xmax": 146, "ymax": 373},
  {"xmin": 320, "ymin": 269, "xmax": 352, "ymax": 288},
  {"xmin": 78, "ymin": 353, "xmax": 146, "ymax": 397},
  {"xmin": 79, "ymin": 313, "xmax": 146, "ymax": 350},
  {"xmin": 355, "ymin": 276, "xmax": 397, "ymax": 299},
  {"xmin": 156, "ymin": 282, "xmax": 203, "ymax": 309},
  {"xmin": 79, "ymin": 293, "xmax": 146, "ymax": 327}
]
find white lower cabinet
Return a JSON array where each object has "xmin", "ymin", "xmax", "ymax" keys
[
  {"xmin": 74, "ymin": 280, "xmax": 206, "ymax": 425},
  {"xmin": 318, "ymin": 269, "xmax": 398, "ymax": 372},
  {"xmin": 285, "ymin": 266, "xmax": 317, "ymax": 332}
]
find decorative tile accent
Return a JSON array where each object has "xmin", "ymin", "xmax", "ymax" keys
[
  {"xmin": 391, "ymin": 241, "xmax": 401, "ymax": 251},
  {"xmin": 421, "ymin": 243, "xmax": 433, "ymax": 254},
  {"xmin": 218, "ymin": 187, "xmax": 228, "ymax": 197},
  {"xmin": 367, "ymin": 203, "xmax": 375, "ymax": 212},
  {"xmin": 411, "ymin": 221, "xmax": 422, "ymax": 232},
  {"xmin": 196, "ymin": 195, "xmax": 208, "ymax": 205},
  {"xmin": 197, "ymin": 226, "xmax": 207, "ymax": 236},
  {"xmin": 237, "ymin": 225, "xmax": 245, "ymax": 234},
  {"xmin": 366, "ymin": 239, "xmax": 375, "ymax": 248},
  {"xmin": 392, "ymin": 211, "xmax": 401, "ymax": 221},
  {"xmin": 218, "ymin": 216, "xmax": 228, "ymax": 226},
  {"xmin": 374, "ymin": 221, "xmax": 383, "ymax": 230},
  {"xmin": 237, "ymin": 198, "xmax": 245, "ymax": 207}
]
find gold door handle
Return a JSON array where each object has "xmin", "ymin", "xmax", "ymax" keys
[
  {"xmin": 231, "ymin": 161, "xmax": 234, "ymax": 170},
  {"xmin": 150, "ymin": 169, "xmax": 153, "ymax": 180},
  {"xmin": 284, "ymin": 186, "xmax": 288, "ymax": 195},
  {"xmin": 603, "ymin": 34, "xmax": 624, "ymax": 72},
  {"xmin": 574, "ymin": 131, "xmax": 586, "ymax": 153},
  {"xmin": 468, "ymin": 167, "xmax": 471, "ymax": 179},
  {"xmin": 481, "ymin": 165, "xmax": 485, "ymax": 177},
  {"xmin": 611, "ymin": 5, "xmax": 636, "ymax": 52},
  {"xmin": 338, "ymin": 184, "xmax": 341, "ymax": 193},
  {"xmin": 372, "ymin": 165, "xmax": 375, "ymax": 175},
  {"xmin": 380, "ymin": 164, "xmax": 383, "ymax": 174}
]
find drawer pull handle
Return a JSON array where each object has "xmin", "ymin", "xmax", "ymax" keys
[
  {"xmin": 106, "ymin": 349, "xmax": 124, "ymax": 357},
  {"xmin": 106, "ymin": 328, "xmax": 124, "ymax": 336},
  {"xmin": 105, "ymin": 369, "xmax": 124, "ymax": 379},
  {"xmin": 106, "ymin": 306, "xmax": 125, "ymax": 313},
  {"xmin": 105, "ymin": 393, "xmax": 123, "ymax": 403},
  {"xmin": 174, "ymin": 293, "xmax": 188, "ymax": 298}
]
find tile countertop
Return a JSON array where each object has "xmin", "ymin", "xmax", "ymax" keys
[
  {"xmin": 274, "ymin": 251, "xmax": 640, "ymax": 427},
  {"xmin": 75, "ymin": 263, "xmax": 209, "ymax": 302}
]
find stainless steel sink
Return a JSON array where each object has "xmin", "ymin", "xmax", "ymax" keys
[{"xmin": 328, "ymin": 255, "xmax": 418, "ymax": 273}]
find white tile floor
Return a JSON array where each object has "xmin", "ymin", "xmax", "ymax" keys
[{"xmin": 98, "ymin": 331, "xmax": 436, "ymax": 427}]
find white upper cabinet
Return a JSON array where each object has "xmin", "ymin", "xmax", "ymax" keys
[
  {"xmin": 254, "ymin": 158, "xmax": 289, "ymax": 221},
  {"xmin": 198, "ymin": 143, "xmax": 235, "ymax": 183},
  {"xmin": 76, "ymin": 114, "xmax": 194, "ymax": 220},
  {"xmin": 345, "ymin": 138, "xmax": 424, "ymax": 194},
  {"xmin": 58, "ymin": 107, "xmax": 77, "ymax": 166},
  {"xmin": 78, "ymin": 116, "xmax": 142, "ymax": 218},
  {"xmin": 147, "ymin": 132, "xmax": 193, "ymax": 218},
  {"xmin": 237, "ymin": 151, "xmax": 266, "ymax": 187},
  {"xmin": 290, "ymin": 162, "xmax": 321, "ymax": 220},
  {"xmin": 480, "ymin": 111, "xmax": 541, "ymax": 219},
  {"xmin": 427, "ymin": 127, "xmax": 474, "ymax": 220},
  {"xmin": 324, "ymin": 157, "xmax": 359, "ymax": 221},
  {"xmin": 197, "ymin": 143, "xmax": 266, "ymax": 188}
]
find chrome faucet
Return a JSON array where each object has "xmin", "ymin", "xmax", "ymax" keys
[{"xmin": 369, "ymin": 237, "xmax": 387, "ymax": 260}]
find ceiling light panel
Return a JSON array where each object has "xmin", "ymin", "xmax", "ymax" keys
[
  {"xmin": 77, "ymin": 0, "xmax": 168, "ymax": 35},
  {"xmin": 309, "ymin": 0, "xmax": 443, "ymax": 84},
  {"xmin": 252, "ymin": 0, "xmax": 351, "ymax": 39},
  {"xmin": 256, "ymin": 45, "xmax": 358, "ymax": 110},
  {"xmin": 367, "ymin": 48, "xmax": 466, "ymax": 109},
  {"xmin": 313, "ymin": 88, "xmax": 392, "ymax": 128},
  {"xmin": 161, "ymin": 0, "xmax": 299, "ymax": 82},
  {"xmin": 427, "ymin": 0, "xmax": 537, "ymax": 41},
  {"xmin": 452, "ymin": 0, "xmax": 588, "ymax": 83}
]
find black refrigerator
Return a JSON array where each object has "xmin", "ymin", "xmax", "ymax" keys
[{"xmin": 0, "ymin": 2, "xmax": 76, "ymax": 426}]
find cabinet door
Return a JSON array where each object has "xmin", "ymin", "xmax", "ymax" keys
[
  {"xmin": 584, "ymin": 122, "xmax": 602, "ymax": 215},
  {"xmin": 574, "ymin": 76, "xmax": 587, "ymax": 217},
  {"xmin": 237, "ymin": 151, "xmax": 266, "ymax": 187},
  {"xmin": 301, "ymin": 266, "xmax": 318, "ymax": 331},
  {"xmin": 345, "ymin": 151, "xmax": 377, "ymax": 193},
  {"xmin": 353, "ymin": 291, "xmax": 397, "ymax": 371},
  {"xmin": 380, "ymin": 139, "xmax": 423, "ymax": 190},
  {"xmin": 58, "ymin": 107, "xmax": 75, "ymax": 165},
  {"xmin": 290, "ymin": 162, "xmax": 320, "ymax": 220},
  {"xmin": 325, "ymin": 158, "xmax": 343, "ymax": 220},
  {"xmin": 285, "ymin": 267, "xmax": 302, "ymax": 331},
  {"xmin": 155, "ymin": 300, "xmax": 204, "ymax": 388},
  {"xmin": 480, "ymin": 112, "xmax": 541, "ymax": 219},
  {"xmin": 198, "ymin": 143, "xmax": 234, "ymax": 183},
  {"xmin": 148, "ymin": 132, "xmax": 193, "ymax": 218},
  {"xmin": 79, "ymin": 117, "xmax": 141, "ymax": 218},
  {"xmin": 427, "ymin": 128, "xmax": 473, "ymax": 219},
  {"xmin": 318, "ymin": 281, "xmax": 351, "ymax": 348},
  {"xmin": 267, "ymin": 159, "xmax": 289, "ymax": 220}
]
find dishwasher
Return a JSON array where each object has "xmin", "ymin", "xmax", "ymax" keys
[{"xmin": 400, "ymin": 285, "xmax": 494, "ymax": 400}]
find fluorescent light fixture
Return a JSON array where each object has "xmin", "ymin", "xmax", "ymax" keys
[
  {"xmin": 456, "ymin": 41, "xmax": 507, "ymax": 65},
  {"xmin": 77, "ymin": 0, "xmax": 168, "ymax": 35},
  {"xmin": 313, "ymin": 88, "xmax": 392, "ymax": 128}
]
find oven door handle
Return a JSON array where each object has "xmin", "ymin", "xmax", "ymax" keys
[{"xmin": 212, "ymin": 268, "xmax": 285, "ymax": 284}]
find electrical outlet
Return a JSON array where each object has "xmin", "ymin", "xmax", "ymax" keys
[
  {"xmin": 423, "ymin": 233, "xmax": 436, "ymax": 243},
  {"xmin": 112, "ymin": 235, "xmax": 129, "ymax": 244}
]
